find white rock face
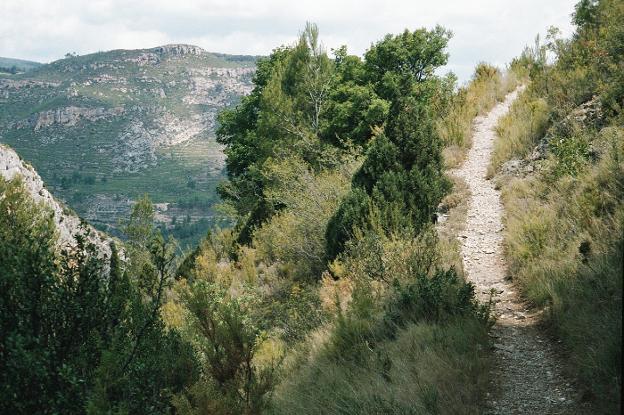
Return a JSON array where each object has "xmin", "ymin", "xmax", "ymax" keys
[
  {"xmin": 151, "ymin": 44, "xmax": 205, "ymax": 57},
  {"xmin": 184, "ymin": 67, "xmax": 255, "ymax": 106},
  {"xmin": 0, "ymin": 144, "xmax": 112, "ymax": 255},
  {"xmin": 36, "ymin": 106, "xmax": 125, "ymax": 130},
  {"xmin": 10, "ymin": 106, "xmax": 125, "ymax": 130}
]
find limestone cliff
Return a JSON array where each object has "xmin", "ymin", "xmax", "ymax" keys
[{"xmin": 0, "ymin": 144, "xmax": 112, "ymax": 255}]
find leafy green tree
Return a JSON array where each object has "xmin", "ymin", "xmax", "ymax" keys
[
  {"xmin": 364, "ymin": 26, "xmax": 452, "ymax": 100},
  {"xmin": 217, "ymin": 24, "xmax": 375, "ymax": 244},
  {"xmin": 0, "ymin": 177, "xmax": 59, "ymax": 413},
  {"xmin": 326, "ymin": 28, "xmax": 452, "ymax": 259},
  {"xmin": 124, "ymin": 193, "xmax": 156, "ymax": 248},
  {"xmin": 319, "ymin": 47, "xmax": 389, "ymax": 147},
  {"xmin": 253, "ymin": 157, "xmax": 353, "ymax": 281}
]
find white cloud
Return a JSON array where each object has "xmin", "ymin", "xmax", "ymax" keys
[{"xmin": 0, "ymin": 0, "xmax": 578, "ymax": 81}]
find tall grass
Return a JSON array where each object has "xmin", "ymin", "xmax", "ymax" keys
[
  {"xmin": 270, "ymin": 317, "xmax": 490, "ymax": 415},
  {"xmin": 496, "ymin": 96, "xmax": 623, "ymax": 412},
  {"xmin": 269, "ymin": 214, "xmax": 493, "ymax": 414},
  {"xmin": 439, "ymin": 64, "xmax": 522, "ymax": 168},
  {"xmin": 488, "ymin": 88, "xmax": 550, "ymax": 177}
]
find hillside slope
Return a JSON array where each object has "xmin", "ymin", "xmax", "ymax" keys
[
  {"xmin": 489, "ymin": 1, "xmax": 622, "ymax": 410},
  {"xmin": 0, "ymin": 56, "xmax": 42, "ymax": 73},
  {"xmin": 0, "ymin": 144, "xmax": 112, "ymax": 255},
  {"xmin": 452, "ymin": 88, "xmax": 579, "ymax": 413},
  {"xmin": 0, "ymin": 44, "xmax": 255, "ymax": 244}
]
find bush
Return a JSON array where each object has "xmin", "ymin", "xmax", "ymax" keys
[
  {"xmin": 271, "ymin": 224, "xmax": 492, "ymax": 414},
  {"xmin": 175, "ymin": 281, "xmax": 279, "ymax": 415},
  {"xmin": 253, "ymin": 157, "xmax": 353, "ymax": 281}
]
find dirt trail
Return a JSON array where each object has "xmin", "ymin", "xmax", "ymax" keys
[{"xmin": 452, "ymin": 87, "xmax": 578, "ymax": 414}]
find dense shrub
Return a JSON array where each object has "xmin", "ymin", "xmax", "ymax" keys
[
  {"xmin": 326, "ymin": 27, "xmax": 452, "ymax": 259},
  {"xmin": 271, "ymin": 233, "xmax": 492, "ymax": 415},
  {"xmin": 174, "ymin": 281, "xmax": 278, "ymax": 415},
  {"xmin": 0, "ymin": 177, "xmax": 197, "ymax": 414}
]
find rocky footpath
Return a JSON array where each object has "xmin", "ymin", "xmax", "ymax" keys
[{"xmin": 451, "ymin": 87, "xmax": 581, "ymax": 414}]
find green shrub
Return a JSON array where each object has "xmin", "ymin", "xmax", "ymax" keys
[
  {"xmin": 383, "ymin": 268, "xmax": 490, "ymax": 331},
  {"xmin": 271, "ymin": 316, "xmax": 490, "ymax": 415},
  {"xmin": 176, "ymin": 281, "xmax": 278, "ymax": 415},
  {"xmin": 500, "ymin": 131, "xmax": 623, "ymax": 410},
  {"xmin": 271, "ymin": 223, "xmax": 492, "ymax": 414}
]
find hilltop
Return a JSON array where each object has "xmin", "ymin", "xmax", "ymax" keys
[
  {"xmin": 0, "ymin": 44, "xmax": 256, "ymax": 244},
  {"xmin": 0, "ymin": 56, "xmax": 42, "ymax": 74}
]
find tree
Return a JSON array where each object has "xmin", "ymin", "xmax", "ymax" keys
[
  {"xmin": 217, "ymin": 24, "xmax": 367, "ymax": 244},
  {"xmin": 326, "ymin": 27, "xmax": 452, "ymax": 259},
  {"xmin": 364, "ymin": 26, "xmax": 452, "ymax": 100},
  {"xmin": 0, "ymin": 177, "xmax": 197, "ymax": 414},
  {"xmin": 124, "ymin": 194, "xmax": 156, "ymax": 248}
]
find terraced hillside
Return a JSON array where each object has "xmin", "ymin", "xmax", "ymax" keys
[{"xmin": 0, "ymin": 44, "xmax": 256, "ymax": 245}]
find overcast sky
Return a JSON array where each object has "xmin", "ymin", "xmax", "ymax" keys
[{"xmin": 1, "ymin": 0, "xmax": 578, "ymax": 82}]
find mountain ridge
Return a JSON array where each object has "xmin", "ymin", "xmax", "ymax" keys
[
  {"xmin": 0, "ymin": 56, "xmax": 42, "ymax": 73},
  {"xmin": 0, "ymin": 46, "xmax": 256, "ymax": 245}
]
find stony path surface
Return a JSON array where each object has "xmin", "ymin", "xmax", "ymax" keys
[{"xmin": 451, "ymin": 87, "xmax": 579, "ymax": 414}]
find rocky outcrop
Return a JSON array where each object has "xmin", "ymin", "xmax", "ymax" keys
[
  {"xmin": 497, "ymin": 96, "xmax": 606, "ymax": 181},
  {"xmin": 152, "ymin": 44, "xmax": 205, "ymax": 57},
  {"xmin": 124, "ymin": 53, "xmax": 160, "ymax": 66},
  {"xmin": 37, "ymin": 106, "xmax": 124, "ymax": 130},
  {"xmin": 0, "ymin": 144, "xmax": 113, "ymax": 255},
  {"xmin": 0, "ymin": 79, "xmax": 61, "ymax": 90},
  {"xmin": 11, "ymin": 106, "xmax": 125, "ymax": 130},
  {"xmin": 184, "ymin": 67, "xmax": 255, "ymax": 106}
]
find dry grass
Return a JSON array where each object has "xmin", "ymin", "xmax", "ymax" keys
[
  {"xmin": 496, "ymin": 109, "xmax": 623, "ymax": 411},
  {"xmin": 436, "ymin": 174, "xmax": 471, "ymax": 273},
  {"xmin": 439, "ymin": 67, "xmax": 522, "ymax": 169},
  {"xmin": 487, "ymin": 88, "xmax": 549, "ymax": 178},
  {"xmin": 270, "ymin": 315, "xmax": 490, "ymax": 415}
]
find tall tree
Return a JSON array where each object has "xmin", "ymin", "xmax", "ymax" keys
[{"xmin": 326, "ymin": 27, "xmax": 452, "ymax": 259}]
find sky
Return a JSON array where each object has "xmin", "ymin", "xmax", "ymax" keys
[{"xmin": 1, "ymin": 0, "xmax": 579, "ymax": 82}]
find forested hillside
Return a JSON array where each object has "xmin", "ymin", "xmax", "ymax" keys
[{"xmin": 0, "ymin": 56, "xmax": 42, "ymax": 74}]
